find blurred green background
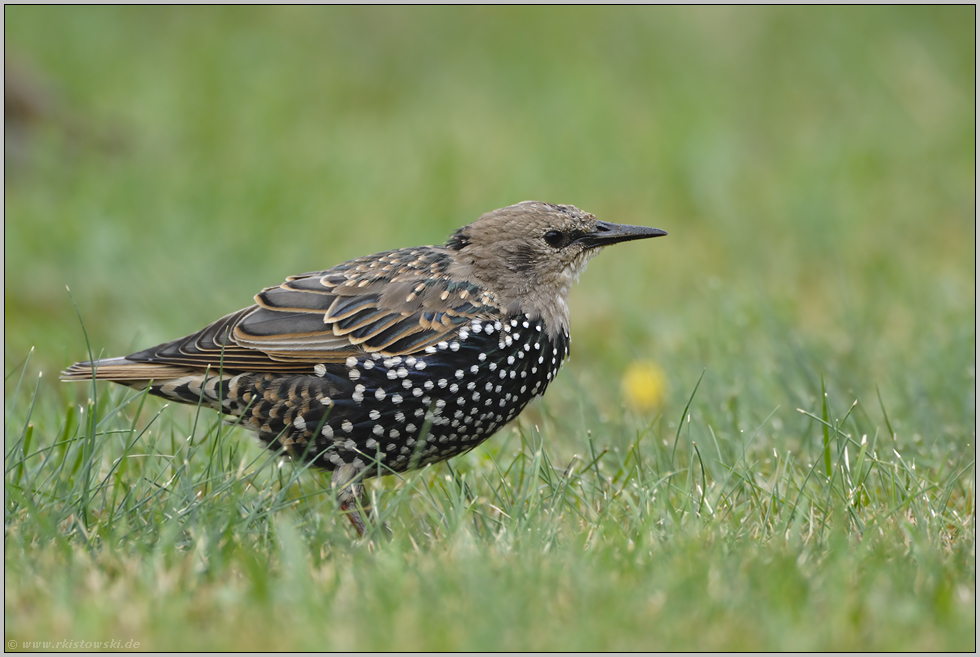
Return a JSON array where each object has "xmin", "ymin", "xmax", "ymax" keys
[
  {"xmin": 6, "ymin": 6, "xmax": 974, "ymax": 445},
  {"xmin": 5, "ymin": 3, "xmax": 976, "ymax": 486},
  {"xmin": 4, "ymin": 6, "xmax": 975, "ymax": 651}
]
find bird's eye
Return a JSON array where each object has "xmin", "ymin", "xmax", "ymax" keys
[{"xmin": 543, "ymin": 230, "xmax": 565, "ymax": 248}]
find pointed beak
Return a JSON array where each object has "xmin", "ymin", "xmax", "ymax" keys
[{"xmin": 579, "ymin": 221, "xmax": 668, "ymax": 248}]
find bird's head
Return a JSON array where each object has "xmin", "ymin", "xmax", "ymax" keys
[{"xmin": 446, "ymin": 201, "xmax": 666, "ymax": 334}]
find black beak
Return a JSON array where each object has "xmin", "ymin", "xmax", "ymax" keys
[{"xmin": 579, "ymin": 221, "xmax": 668, "ymax": 248}]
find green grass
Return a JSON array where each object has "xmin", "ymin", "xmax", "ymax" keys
[{"xmin": 4, "ymin": 6, "xmax": 975, "ymax": 651}]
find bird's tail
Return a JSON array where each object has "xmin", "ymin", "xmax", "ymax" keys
[{"xmin": 60, "ymin": 357, "xmax": 195, "ymax": 385}]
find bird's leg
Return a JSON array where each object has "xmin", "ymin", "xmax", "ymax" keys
[{"xmin": 332, "ymin": 464, "xmax": 366, "ymax": 537}]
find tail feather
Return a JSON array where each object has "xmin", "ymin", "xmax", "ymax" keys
[{"xmin": 60, "ymin": 357, "xmax": 195, "ymax": 383}]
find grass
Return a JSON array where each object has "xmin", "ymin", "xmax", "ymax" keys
[{"xmin": 4, "ymin": 6, "xmax": 975, "ymax": 651}]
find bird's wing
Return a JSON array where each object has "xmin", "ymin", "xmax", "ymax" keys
[{"xmin": 123, "ymin": 247, "xmax": 501, "ymax": 372}]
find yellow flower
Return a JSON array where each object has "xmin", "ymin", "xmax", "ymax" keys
[{"xmin": 621, "ymin": 361, "xmax": 668, "ymax": 411}]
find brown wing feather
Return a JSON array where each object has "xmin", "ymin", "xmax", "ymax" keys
[{"xmin": 74, "ymin": 245, "xmax": 504, "ymax": 377}]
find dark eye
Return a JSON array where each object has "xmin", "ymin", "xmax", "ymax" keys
[{"xmin": 543, "ymin": 230, "xmax": 565, "ymax": 248}]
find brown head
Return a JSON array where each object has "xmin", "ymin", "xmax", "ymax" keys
[{"xmin": 446, "ymin": 201, "xmax": 666, "ymax": 336}]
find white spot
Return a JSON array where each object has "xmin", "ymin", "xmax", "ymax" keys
[
  {"xmin": 520, "ymin": 385, "xmax": 527, "ymax": 393},
  {"xmin": 389, "ymin": 429, "xmax": 400, "ymax": 439},
  {"xmin": 405, "ymin": 356, "xmax": 417, "ymax": 366},
  {"xmin": 426, "ymin": 346, "xmax": 437, "ymax": 354},
  {"xmin": 449, "ymin": 383, "xmax": 459, "ymax": 393},
  {"xmin": 344, "ymin": 439, "xmax": 356, "ymax": 450},
  {"xmin": 438, "ymin": 341, "xmax": 449, "ymax": 350},
  {"xmin": 470, "ymin": 365, "xmax": 479, "ymax": 374},
  {"xmin": 507, "ymin": 356, "xmax": 515, "ymax": 365},
  {"xmin": 523, "ymin": 320, "xmax": 530, "ymax": 328},
  {"xmin": 342, "ymin": 421, "xmax": 354, "ymax": 433},
  {"xmin": 459, "ymin": 329, "xmax": 469, "ymax": 340},
  {"xmin": 472, "ymin": 392, "xmax": 481, "ymax": 401},
  {"xmin": 320, "ymin": 396, "xmax": 333, "ymax": 406},
  {"xmin": 435, "ymin": 399, "xmax": 446, "ymax": 409},
  {"xmin": 373, "ymin": 424, "xmax": 384, "ymax": 436},
  {"xmin": 478, "ymin": 352, "xmax": 487, "ymax": 361},
  {"xmin": 352, "ymin": 390, "xmax": 364, "ymax": 403},
  {"xmin": 415, "ymin": 360, "xmax": 427, "ymax": 370},
  {"xmin": 293, "ymin": 416, "xmax": 307, "ymax": 431},
  {"xmin": 407, "ymin": 423, "xmax": 417, "ymax": 433},
  {"xmin": 415, "ymin": 408, "xmax": 424, "ymax": 417},
  {"xmin": 387, "ymin": 370, "xmax": 398, "ymax": 380},
  {"xmin": 438, "ymin": 378, "xmax": 448, "ymax": 388},
  {"xmin": 349, "ymin": 369, "xmax": 361, "ymax": 381},
  {"xmin": 455, "ymin": 369, "xmax": 465, "ymax": 379},
  {"xmin": 494, "ymin": 321, "xmax": 502, "ymax": 331},
  {"xmin": 363, "ymin": 360, "xmax": 375, "ymax": 370},
  {"xmin": 403, "ymin": 379, "xmax": 413, "ymax": 389},
  {"xmin": 485, "ymin": 382, "xmax": 493, "ymax": 391},
  {"xmin": 536, "ymin": 324, "xmax": 542, "ymax": 332},
  {"xmin": 366, "ymin": 438, "xmax": 377, "ymax": 449},
  {"xmin": 395, "ymin": 411, "xmax": 406, "ymax": 423},
  {"xmin": 489, "ymin": 363, "xmax": 497, "ymax": 371},
  {"xmin": 450, "ymin": 342, "xmax": 460, "ymax": 352},
  {"xmin": 413, "ymin": 388, "xmax": 423, "ymax": 397},
  {"xmin": 369, "ymin": 409, "xmax": 381, "ymax": 420},
  {"xmin": 322, "ymin": 424, "xmax": 334, "ymax": 438},
  {"xmin": 314, "ymin": 364, "xmax": 327, "ymax": 377},
  {"xmin": 424, "ymin": 380, "xmax": 434, "ymax": 390},
  {"xmin": 346, "ymin": 356, "xmax": 358, "ymax": 368},
  {"xmin": 392, "ymin": 394, "xmax": 403, "ymax": 404},
  {"xmin": 397, "ymin": 367, "xmax": 409, "ymax": 378}
]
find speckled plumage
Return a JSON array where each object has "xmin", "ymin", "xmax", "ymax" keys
[{"xmin": 62, "ymin": 201, "xmax": 666, "ymax": 534}]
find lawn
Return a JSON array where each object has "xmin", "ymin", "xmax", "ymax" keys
[{"xmin": 4, "ymin": 6, "xmax": 975, "ymax": 651}]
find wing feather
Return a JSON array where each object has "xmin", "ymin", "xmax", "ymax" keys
[{"xmin": 99, "ymin": 246, "xmax": 503, "ymax": 374}]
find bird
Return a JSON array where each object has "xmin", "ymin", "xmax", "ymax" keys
[{"xmin": 61, "ymin": 201, "xmax": 667, "ymax": 534}]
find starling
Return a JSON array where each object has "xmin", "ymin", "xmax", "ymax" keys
[{"xmin": 62, "ymin": 201, "xmax": 666, "ymax": 534}]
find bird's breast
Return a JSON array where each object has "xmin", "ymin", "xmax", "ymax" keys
[{"xmin": 217, "ymin": 312, "xmax": 571, "ymax": 476}]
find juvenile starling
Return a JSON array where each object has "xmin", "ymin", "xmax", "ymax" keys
[{"xmin": 62, "ymin": 201, "xmax": 666, "ymax": 534}]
